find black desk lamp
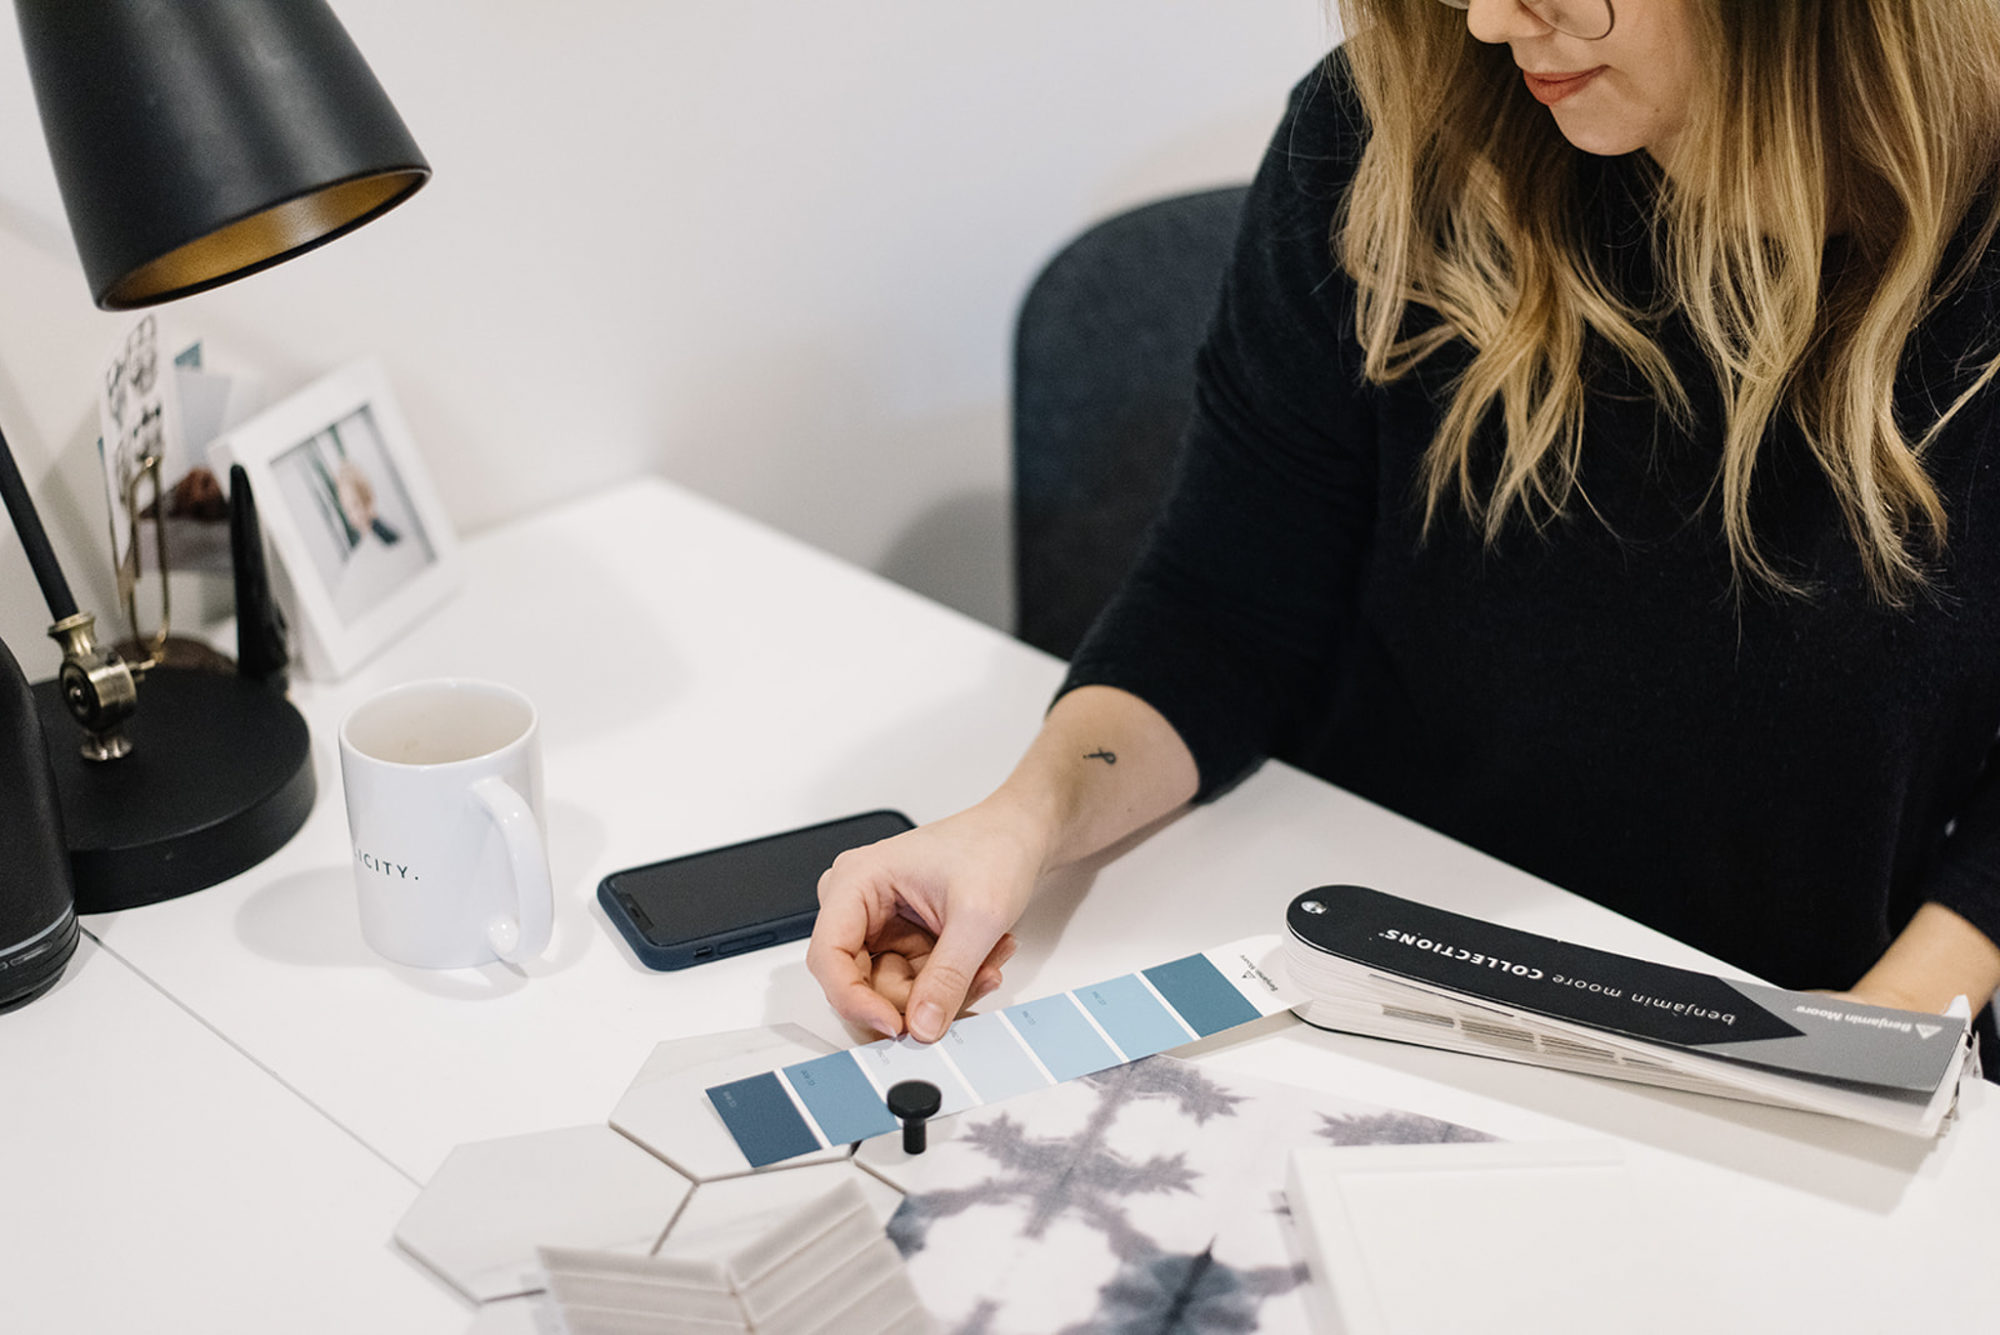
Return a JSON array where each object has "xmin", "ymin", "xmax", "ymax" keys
[{"xmin": 0, "ymin": 0, "xmax": 430, "ymax": 1006}]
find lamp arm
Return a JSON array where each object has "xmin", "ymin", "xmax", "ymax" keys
[
  {"xmin": 0, "ymin": 417, "xmax": 138, "ymax": 760},
  {"xmin": 0, "ymin": 418, "xmax": 80, "ymax": 622}
]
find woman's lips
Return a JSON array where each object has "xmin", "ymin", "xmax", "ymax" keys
[{"xmin": 1522, "ymin": 66, "xmax": 1606, "ymax": 105}]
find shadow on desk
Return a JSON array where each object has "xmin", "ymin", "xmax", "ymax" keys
[
  {"xmin": 1300, "ymin": 1025, "xmax": 1941, "ymax": 1215},
  {"xmin": 234, "ymin": 797, "xmax": 608, "ymax": 997}
]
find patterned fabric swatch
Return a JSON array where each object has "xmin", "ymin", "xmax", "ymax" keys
[{"xmin": 879, "ymin": 1054, "xmax": 1491, "ymax": 1333}]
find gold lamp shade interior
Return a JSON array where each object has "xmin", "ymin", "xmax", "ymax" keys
[{"xmin": 101, "ymin": 169, "xmax": 429, "ymax": 310}]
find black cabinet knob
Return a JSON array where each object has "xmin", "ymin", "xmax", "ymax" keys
[{"xmin": 886, "ymin": 1079, "xmax": 942, "ymax": 1154}]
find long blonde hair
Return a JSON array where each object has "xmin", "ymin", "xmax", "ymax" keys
[{"xmin": 1338, "ymin": 0, "xmax": 2000, "ymax": 598}]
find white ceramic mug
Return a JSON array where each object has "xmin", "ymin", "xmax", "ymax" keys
[{"xmin": 338, "ymin": 678, "xmax": 554, "ymax": 968}]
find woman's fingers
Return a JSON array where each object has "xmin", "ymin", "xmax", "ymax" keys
[
  {"xmin": 870, "ymin": 947, "xmax": 918, "ymax": 1011},
  {"xmin": 903, "ymin": 908, "xmax": 1013, "ymax": 1042},
  {"xmin": 808, "ymin": 812, "xmax": 1042, "ymax": 1044},
  {"xmin": 804, "ymin": 880, "xmax": 905, "ymax": 1039}
]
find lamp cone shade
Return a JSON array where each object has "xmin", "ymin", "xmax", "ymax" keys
[{"xmin": 14, "ymin": 0, "xmax": 430, "ymax": 310}]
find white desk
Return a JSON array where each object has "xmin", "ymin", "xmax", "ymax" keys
[{"xmin": 6, "ymin": 478, "xmax": 1997, "ymax": 1331}]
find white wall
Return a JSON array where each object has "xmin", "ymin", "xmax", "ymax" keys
[{"xmin": 0, "ymin": 1, "xmax": 1334, "ymax": 677}]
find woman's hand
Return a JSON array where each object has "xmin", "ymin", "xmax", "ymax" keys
[
  {"xmin": 807, "ymin": 685, "xmax": 1201, "ymax": 1043},
  {"xmin": 807, "ymin": 798, "xmax": 1048, "ymax": 1043}
]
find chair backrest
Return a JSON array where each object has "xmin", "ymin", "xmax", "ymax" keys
[{"xmin": 1011, "ymin": 185, "xmax": 1250, "ymax": 660}]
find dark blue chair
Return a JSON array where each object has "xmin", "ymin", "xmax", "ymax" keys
[{"xmin": 1012, "ymin": 185, "xmax": 1251, "ymax": 660}]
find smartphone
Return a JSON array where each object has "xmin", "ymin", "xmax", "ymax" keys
[{"xmin": 597, "ymin": 809, "xmax": 914, "ymax": 971}]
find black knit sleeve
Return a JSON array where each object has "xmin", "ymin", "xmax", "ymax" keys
[
  {"xmin": 1923, "ymin": 773, "xmax": 2000, "ymax": 960},
  {"xmin": 1057, "ymin": 52, "xmax": 1383, "ymax": 800},
  {"xmin": 1903, "ymin": 250, "xmax": 2000, "ymax": 964}
]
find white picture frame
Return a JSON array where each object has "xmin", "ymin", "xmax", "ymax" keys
[{"xmin": 210, "ymin": 359, "xmax": 460, "ymax": 680}]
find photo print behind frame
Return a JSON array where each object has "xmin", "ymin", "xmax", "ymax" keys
[
  {"xmin": 98, "ymin": 318, "xmax": 269, "ymax": 581},
  {"xmin": 269, "ymin": 405, "xmax": 437, "ymax": 624},
  {"xmin": 97, "ymin": 316, "xmax": 177, "ymax": 582}
]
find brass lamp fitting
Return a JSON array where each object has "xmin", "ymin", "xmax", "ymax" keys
[{"xmin": 47, "ymin": 612, "xmax": 138, "ymax": 761}]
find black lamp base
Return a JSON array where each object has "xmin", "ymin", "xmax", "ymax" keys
[
  {"xmin": 0, "ymin": 909, "xmax": 78, "ymax": 1014},
  {"xmin": 33, "ymin": 667, "xmax": 316, "ymax": 913}
]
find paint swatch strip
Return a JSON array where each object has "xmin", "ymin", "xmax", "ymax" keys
[{"xmin": 706, "ymin": 935, "xmax": 1299, "ymax": 1168}]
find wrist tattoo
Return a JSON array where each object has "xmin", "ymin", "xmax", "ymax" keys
[{"xmin": 1085, "ymin": 748, "xmax": 1117, "ymax": 765}]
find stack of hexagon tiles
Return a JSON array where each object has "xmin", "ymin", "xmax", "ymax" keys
[
  {"xmin": 536, "ymin": 1177, "xmax": 925, "ymax": 1334},
  {"xmin": 393, "ymin": 1024, "xmax": 918, "ymax": 1332}
]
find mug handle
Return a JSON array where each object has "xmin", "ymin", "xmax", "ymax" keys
[{"xmin": 471, "ymin": 775, "xmax": 554, "ymax": 962}]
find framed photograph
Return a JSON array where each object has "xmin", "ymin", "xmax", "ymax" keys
[{"xmin": 211, "ymin": 359, "xmax": 460, "ymax": 679}]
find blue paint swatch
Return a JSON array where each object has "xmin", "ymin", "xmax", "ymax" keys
[
  {"xmin": 705, "ymin": 937, "xmax": 1287, "ymax": 1171},
  {"xmin": 940, "ymin": 1011, "xmax": 1050, "ymax": 1104},
  {"xmin": 854, "ymin": 1038, "xmax": 978, "ymax": 1117},
  {"xmin": 1003, "ymin": 994, "xmax": 1120, "ymax": 1080},
  {"xmin": 783, "ymin": 1053, "xmax": 897, "ymax": 1146},
  {"xmin": 706, "ymin": 1072, "xmax": 821, "ymax": 1168},
  {"xmin": 1143, "ymin": 954, "xmax": 1260, "ymax": 1037},
  {"xmin": 1076, "ymin": 973, "xmax": 1195, "ymax": 1060}
]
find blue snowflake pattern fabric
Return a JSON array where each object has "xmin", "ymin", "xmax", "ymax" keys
[{"xmin": 870, "ymin": 1055, "xmax": 1491, "ymax": 1332}]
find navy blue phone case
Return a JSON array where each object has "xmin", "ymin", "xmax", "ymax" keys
[{"xmin": 597, "ymin": 809, "xmax": 913, "ymax": 971}]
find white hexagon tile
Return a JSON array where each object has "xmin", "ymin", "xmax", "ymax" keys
[
  {"xmin": 610, "ymin": 1023, "xmax": 853, "ymax": 1181},
  {"xmin": 395, "ymin": 1123, "xmax": 693, "ymax": 1302},
  {"xmin": 407, "ymin": 1025, "xmax": 939, "ymax": 1333}
]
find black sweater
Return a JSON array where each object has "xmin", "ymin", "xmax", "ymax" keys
[{"xmin": 1062, "ymin": 56, "xmax": 2000, "ymax": 1040}]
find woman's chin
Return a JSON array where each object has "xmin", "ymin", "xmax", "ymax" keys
[{"xmin": 1547, "ymin": 109, "xmax": 1656, "ymax": 160}]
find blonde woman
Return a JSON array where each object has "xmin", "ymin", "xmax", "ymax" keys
[{"xmin": 809, "ymin": 0, "xmax": 2000, "ymax": 1070}]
